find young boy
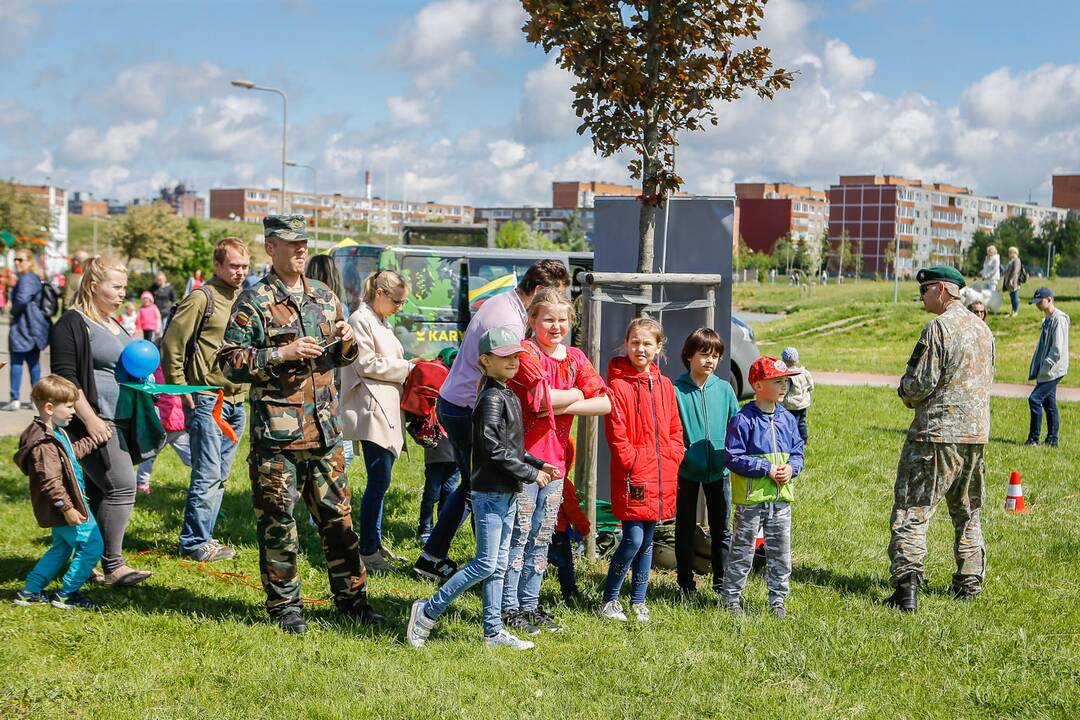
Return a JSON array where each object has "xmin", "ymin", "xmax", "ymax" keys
[
  {"xmin": 720, "ymin": 356, "xmax": 805, "ymax": 619},
  {"xmin": 407, "ymin": 327, "xmax": 558, "ymax": 650},
  {"xmin": 13, "ymin": 375, "xmax": 105, "ymax": 610},
  {"xmin": 780, "ymin": 347, "xmax": 814, "ymax": 444}
]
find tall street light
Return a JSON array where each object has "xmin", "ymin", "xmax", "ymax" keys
[
  {"xmin": 286, "ymin": 160, "xmax": 318, "ymax": 247},
  {"xmin": 230, "ymin": 79, "xmax": 288, "ymax": 214}
]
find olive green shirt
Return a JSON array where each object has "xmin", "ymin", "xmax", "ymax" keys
[{"xmin": 161, "ymin": 275, "xmax": 248, "ymax": 403}]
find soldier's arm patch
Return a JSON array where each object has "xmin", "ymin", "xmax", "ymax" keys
[
  {"xmin": 906, "ymin": 339, "xmax": 928, "ymax": 368},
  {"xmin": 234, "ymin": 310, "xmax": 251, "ymax": 328}
]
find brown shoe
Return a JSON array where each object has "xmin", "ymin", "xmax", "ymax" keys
[
  {"xmin": 90, "ymin": 567, "xmax": 105, "ymax": 584},
  {"xmin": 100, "ymin": 565, "xmax": 152, "ymax": 587}
]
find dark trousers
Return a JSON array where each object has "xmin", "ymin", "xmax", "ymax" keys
[
  {"xmin": 1010, "ymin": 289, "xmax": 1020, "ymax": 314},
  {"xmin": 418, "ymin": 461, "xmax": 460, "ymax": 542},
  {"xmin": 358, "ymin": 440, "xmax": 396, "ymax": 555},
  {"xmin": 422, "ymin": 398, "xmax": 473, "ymax": 560},
  {"xmin": 547, "ymin": 530, "xmax": 579, "ymax": 598},
  {"xmin": 1028, "ymin": 378, "xmax": 1062, "ymax": 445},
  {"xmin": 9, "ymin": 348, "xmax": 41, "ymax": 402},
  {"xmin": 788, "ymin": 407, "xmax": 809, "ymax": 443},
  {"xmin": 675, "ymin": 476, "xmax": 732, "ymax": 591}
]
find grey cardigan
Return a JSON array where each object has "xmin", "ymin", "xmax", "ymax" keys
[{"xmin": 1029, "ymin": 309, "xmax": 1070, "ymax": 382}]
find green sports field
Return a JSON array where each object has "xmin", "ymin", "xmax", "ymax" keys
[{"xmin": 1, "ymin": 383, "xmax": 1076, "ymax": 719}]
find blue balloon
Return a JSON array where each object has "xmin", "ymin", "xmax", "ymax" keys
[{"xmin": 120, "ymin": 340, "xmax": 160, "ymax": 380}]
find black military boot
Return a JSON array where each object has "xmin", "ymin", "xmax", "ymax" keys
[
  {"xmin": 276, "ymin": 610, "xmax": 308, "ymax": 634},
  {"xmin": 340, "ymin": 603, "xmax": 385, "ymax": 626},
  {"xmin": 951, "ymin": 576, "xmax": 981, "ymax": 602},
  {"xmin": 882, "ymin": 573, "xmax": 918, "ymax": 613}
]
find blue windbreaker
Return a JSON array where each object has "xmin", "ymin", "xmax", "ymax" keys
[{"xmin": 725, "ymin": 402, "xmax": 804, "ymax": 505}]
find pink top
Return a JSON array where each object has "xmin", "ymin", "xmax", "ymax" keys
[
  {"xmin": 136, "ymin": 304, "xmax": 161, "ymax": 331},
  {"xmin": 509, "ymin": 340, "xmax": 606, "ymax": 477},
  {"xmin": 151, "ymin": 367, "xmax": 185, "ymax": 432}
]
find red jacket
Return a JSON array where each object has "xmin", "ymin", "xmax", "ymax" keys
[{"xmin": 604, "ymin": 356, "xmax": 684, "ymax": 522}]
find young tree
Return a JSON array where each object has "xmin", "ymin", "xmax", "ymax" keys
[
  {"xmin": 962, "ymin": 229, "xmax": 994, "ymax": 277},
  {"xmin": 0, "ymin": 181, "xmax": 51, "ymax": 243},
  {"xmin": 556, "ymin": 210, "xmax": 590, "ymax": 251},
  {"xmin": 521, "ymin": 1, "xmax": 791, "ymax": 285},
  {"xmin": 496, "ymin": 220, "xmax": 558, "ymax": 250},
  {"xmin": 109, "ymin": 202, "xmax": 191, "ymax": 271}
]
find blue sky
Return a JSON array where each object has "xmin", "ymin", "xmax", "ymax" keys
[{"xmin": 3, "ymin": 0, "xmax": 1080, "ymax": 207}]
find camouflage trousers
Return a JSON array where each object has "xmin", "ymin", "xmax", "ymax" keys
[
  {"xmin": 249, "ymin": 442, "xmax": 368, "ymax": 616},
  {"xmin": 888, "ymin": 440, "xmax": 986, "ymax": 592}
]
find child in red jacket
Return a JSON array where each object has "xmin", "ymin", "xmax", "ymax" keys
[{"xmin": 600, "ymin": 318, "xmax": 685, "ymax": 623}]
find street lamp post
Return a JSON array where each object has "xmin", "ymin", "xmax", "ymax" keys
[
  {"xmin": 230, "ymin": 79, "xmax": 288, "ymax": 214},
  {"xmin": 286, "ymin": 161, "xmax": 318, "ymax": 247}
]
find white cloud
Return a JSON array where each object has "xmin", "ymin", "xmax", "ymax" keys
[
  {"xmin": 61, "ymin": 120, "xmax": 158, "ymax": 164},
  {"xmin": 100, "ymin": 61, "xmax": 227, "ymax": 117},
  {"xmin": 488, "ymin": 139, "xmax": 527, "ymax": 168},
  {"xmin": 386, "ymin": 95, "xmax": 435, "ymax": 127},
  {"xmin": 960, "ymin": 64, "xmax": 1080, "ymax": 131},
  {"xmin": 516, "ymin": 57, "xmax": 578, "ymax": 143},
  {"xmin": 824, "ymin": 39, "xmax": 875, "ymax": 89}
]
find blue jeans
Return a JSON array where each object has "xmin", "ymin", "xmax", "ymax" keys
[
  {"xmin": 9, "ymin": 348, "xmax": 41, "ymax": 403},
  {"xmin": 422, "ymin": 398, "xmax": 473, "ymax": 559},
  {"xmin": 136, "ymin": 431, "xmax": 192, "ymax": 486},
  {"xmin": 418, "ymin": 461, "xmax": 460, "ymax": 542},
  {"xmin": 24, "ymin": 511, "xmax": 104, "ymax": 595},
  {"xmin": 423, "ymin": 490, "xmax": 516, "ymax": 638},
  {"xmin": 503, "ymin": 477, "xmax": 564, "ymax": 613},
  {"xmin": 359, "ymin": 440, "xmax": 396, "ymax": 555},
  {"xmin": 1028, "ymin": 378, "xmax": 1062, "ymax": 444},
  {"xmin": 547, "ymin": 530, "xmax": 579, "ymax": 597},
  {"xmin": 179, "ymin": 395, "xmax": 245, "ymax": 554},
  {"xmin": 1010, "ymin": 289, "xmax": 1020, "ymax": 314},
  {"xmin": 602, "ymin": 520, "xmax": 657, "ymax": 605}
]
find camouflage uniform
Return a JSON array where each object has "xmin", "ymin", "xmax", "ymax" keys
[
  {"xmin": 890, "ymin": 300, "xmax": 995, "ymax": 593},
  {"xmin": 218, "ymin": 267, "xmax": 367, "ymax": 617}
]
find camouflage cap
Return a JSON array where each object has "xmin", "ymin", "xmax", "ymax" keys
[
  {"xmin": 263, "ymin": 214, "xmax": 311, "ymax": 242},
  {"xmin": 915, "ymin": 265, "xmax": 965, "ymax": 289}
]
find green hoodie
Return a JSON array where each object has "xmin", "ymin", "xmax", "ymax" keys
[{"xmin": 674, "ymin": 372, "xmax": 741, "ymax": 484}]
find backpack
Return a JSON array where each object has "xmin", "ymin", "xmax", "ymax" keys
[
  {"xmin": 1018, "ymin": 266, "xmax": 1028, "ymax": 285},
  {"xmin": 170, "ymin": 286, "xmax": 214, "ymax": 374},
  {"xmin": 401, "ymin": 358, "xmax": 451, "ymax": 449},
  {"xmin": 38, "ymin": 281, "xmax": 60, "ymax": 318}
]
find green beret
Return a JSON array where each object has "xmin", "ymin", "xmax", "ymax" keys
[
  {"xmin": 263, "ymin": 214, "xmax": 310, "ymax": 242},
  {"xmin": 915, "ymin": 265, "xmax": 965, "ymax": 289}
]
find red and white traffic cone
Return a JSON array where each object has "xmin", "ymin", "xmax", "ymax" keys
[{"xmin": 1005, "ymin": 471, "xmax": 1026, "ymax": 512}]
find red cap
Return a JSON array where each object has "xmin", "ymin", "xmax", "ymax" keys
[{"xmin": 748, "ymin": 355, "xmax": 801, "ymax": 385}]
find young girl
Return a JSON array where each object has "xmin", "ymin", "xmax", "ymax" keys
[
  {"xmin": 135, "ymin": 291, "xmax": 161, "ymax": 341},
  {"xmin": 502, "ymin": 288, "xmax": 610, "ymax": 634},
  {"xmin": 673, "ymin": 327, "xmax": 741, "ymax": 595},
  {"xmin": 407, "ymin": 326, "xmax": 558, "ymax": 651},
  {"xmin": 601, "ymin": 318, "xmax": 684, "ymax": 623},
  {"xmin": 118, "ymin": 301, "xmax": 138, "ymax": 336}
]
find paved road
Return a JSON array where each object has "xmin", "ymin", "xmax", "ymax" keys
[
  {"xmin": 815, "ymin": 370, "xmax": 1080, "ymax": 402},
  {"xmin": 0, "ymin": 318, "xmax": 50, "ymax": 437}
]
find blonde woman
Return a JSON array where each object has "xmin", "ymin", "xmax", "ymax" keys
[
  {"xmin": 981, "ymin": 245, "xmax": 1001, "ymax": 287},
  {"xmin": 1002, "ymin": 246, "xmax": 1023, "ymax": 316},
  {"xmin": 49, "ymin": 255, "xmax": 150, "ymax": 586},
  {"xmin": 339, "ymin": 269, "xmax": 413, "ymax": 571},
  {"xmin": 5, "ymin": 250, "xmax": 51, "ymax": 411}
]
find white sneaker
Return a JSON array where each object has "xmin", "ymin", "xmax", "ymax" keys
[
  {"xmin": 484, "ymin": 629, "xmax": 534, "ymax": 651},
  {"xmin": 361, "ymin": 551, "xmax": 394, "ymax": 573},
  {"xmin": 600, "ymin": 600, "xmax": 627, "ymax": 622},
  {"xmin": 631, "ymin": 603, "xmax": 650, "ymax": 624},
  {"xmin": 407, "ymin": 600, "xmax": 435, "ymax": 648}
]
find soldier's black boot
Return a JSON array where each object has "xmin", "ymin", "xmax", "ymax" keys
[
  {"xmin": 340, "ymin": 602, "xmax": 384, "ymax": 626},
  {"xmin": 277, "ymin": 610, "xmax": 308, "ymax": 635},
  {"xmin": 951, "ymin": 575, "xmax": 981, "ymax": 602},
  {"xmin": 883, "ymin": 574, "xmax": 918, "ymax": 613}
]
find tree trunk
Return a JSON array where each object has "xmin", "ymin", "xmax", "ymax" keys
[{"xmin": 636, "ymin": 0, "xmax": 663, "ymax": 316}]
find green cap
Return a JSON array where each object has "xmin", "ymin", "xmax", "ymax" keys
[
  {"xmin": 915, "ymin": 265, "xmax": 965, "ymax": 289},
  {"xmin": 263, "ymin": 214, "xmax": 311, "ymax": 242},
  {"xmin": 478, "ymin": 326, "xmax": 526, "ymax": 357}
]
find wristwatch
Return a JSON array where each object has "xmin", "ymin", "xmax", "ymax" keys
[{"xmin": 269, "ymin": 347, "xmax": 283, "ymax": 366}]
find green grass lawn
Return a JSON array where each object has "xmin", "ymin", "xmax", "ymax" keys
[
  {"xmin": 1, "ymin": 385, "xmax": 1078, "ymax": 719},
  {"xmin": 735, "ymin": 278, "xmax": 1080, "ymax": 388}
]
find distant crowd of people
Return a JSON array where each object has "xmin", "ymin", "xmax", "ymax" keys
[{"xmin": 6, "ymin": 220, "xmax": 1070, "ymax": 648}]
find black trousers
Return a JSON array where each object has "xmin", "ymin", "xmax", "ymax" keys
[{"xmin": 675, "ymin": 477, "xmax": 732, "ymax": 591}]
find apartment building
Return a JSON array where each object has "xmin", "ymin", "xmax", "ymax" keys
[
  {"xmin": 209, "ymin": 187, "xmax": 474, "ymax": 234},
  {"xmin": 1052, "ymin": 175, "xmax": 1080, "ymax": 213},
  {"xmin": 552, "ymin": 180, "xmax": 637, "ymax": 210},
  {"xmin": 735, "ymin": 182, "xmax": 828, "ymax": 261},
  {"xmin": 828, "ymin": 175, "xmax": 1067, "ymax": 276},
  {"xmin": 68, "ymin": 191, "xmax": 109, "ymax": 217},
  {"xmin": 159, "ymin": 183, "xmax": 206, "ymax": 219}
]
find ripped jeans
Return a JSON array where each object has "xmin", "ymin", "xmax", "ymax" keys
[{"xmin": 501, "ymin": 477, "xmax": 564, "ymax": 614}]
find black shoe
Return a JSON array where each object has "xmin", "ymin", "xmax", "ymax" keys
[
  {"xmin": 883, "ymin": 574, "xmax": 918, "ymax": 613},
  {"xmin": 277, "ymin": 611, "xmax": 307, "ymax": 634},
  {"xmin": 503, "ymin": 610, "xmax": 541, "ymax": 636},
  {"xmin": 1046, "ymin": 440, "xmax": 1059, "ymax": 448},
  {"xmin": 528, "ymin": 606, "xmax": 563, "ymax": 632},
  {"xmin": 1024, "ymin": 440, "xmax": 1040, "ymax": 446},
  {"xmin": 678, "ymin": 584, "xmax": 698, "ymax": 599},
  {"xmin": 341, "ymin": 603, "xmax": 385, "ymax": 625},
  {"xmin": 951, "ymin": 584, "xmax": 980, "ymax": 602},
  {"xmin": 413, "ymin": 555, "xmax": 458, "ymax": 582}
]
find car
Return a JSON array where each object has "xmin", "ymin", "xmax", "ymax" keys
[{"xmin": 729, "ymin": 314, "xmax": 761, "ymax": 399}]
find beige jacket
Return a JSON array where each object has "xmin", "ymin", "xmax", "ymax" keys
[{"xmin": 340, "ymin": 301, "xmax": 411, "ymax": 455}]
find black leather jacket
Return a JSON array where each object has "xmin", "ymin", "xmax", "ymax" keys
[{"xmin": 471, "ymin": 377, "xmax": 544, "ymax": 493}]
